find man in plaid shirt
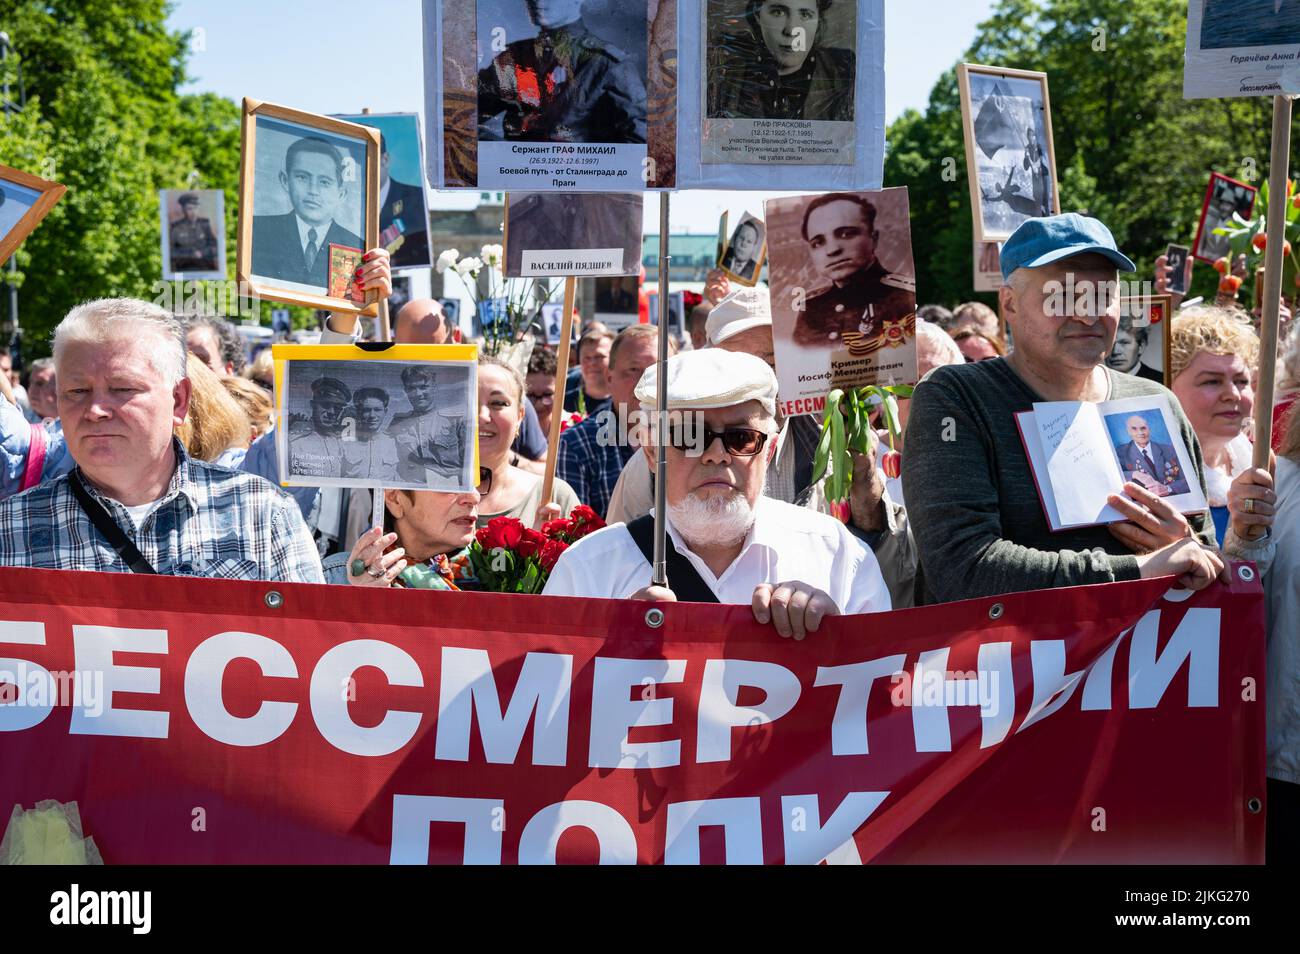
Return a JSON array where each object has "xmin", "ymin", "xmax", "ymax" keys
[
  {"xmin": 0, "ymin": 299, "xmax": 323, "ymax": 582},
  {"xmin": 557, "ymin": 325, "xmax": 671, "ymax": 519}
]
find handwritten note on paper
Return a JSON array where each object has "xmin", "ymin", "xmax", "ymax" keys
[{"xmin": 1035, "ymin": 402, "xmax": 1125, "ymax": 527}]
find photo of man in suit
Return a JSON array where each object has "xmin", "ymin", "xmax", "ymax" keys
[
  {"xmin": 251, "ymin": 136, "xmax": 363, "ymax": 288},
  {"xmin": 1113, "ymin": 414, "xmax": 1190, "ymax": 497},
  {"xmin": 720, "ymin": 218, "xmax": 763, "ymax": 283},
  {"xmin": 377, "ymin": 133, "xmax": 430, "ymax": 270}
]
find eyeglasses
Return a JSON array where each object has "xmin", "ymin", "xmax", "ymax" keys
[
  {"xmin": 476, "ymin": 466, "xmax": 493, "ymax": 494},
  {"xmin": 666, "ymin": 425, "xmax": 770, "ymax": 457}
]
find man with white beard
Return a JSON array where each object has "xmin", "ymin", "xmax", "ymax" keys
[{"xmin": 542, "ymin": 349, "xmax": 891, "ymax": 638}]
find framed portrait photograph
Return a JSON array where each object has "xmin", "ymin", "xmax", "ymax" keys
[
  {"xmin": 1164, "ymin": 242, "xmax": 1191, "ymax": 296},
  {"xmin": 958, "ymin": 63, "xmax": 1060, "ymax": 244},
  {"xmin": 1111, "ymin": 294, "xmax": 1173, "ymax": 387},
  {"xmin": 504, "ymin": 192, "xmax": 644, "ymax": 277},
  {"xmin": 0, "ymin": 163, "xmax": 66, "ymax": 267},
  {"xmin": 973, "ymin": 239, "xmax": 1002, "ymax": 293},
  {"xmin": 1193, "ymin": 172, "xmax": 1257, "ymax": 265},
  {"xmin": 271, "ymin": 344, "xmax": 479, "ymax": 493},
  {"xmin": 702, "ymin": 0, "xmax": 857, "ymax": 166},
  {"xmin": 647, "ymin": 289, "xmax": 686, "ymax": 333},
  {"xmin": 425, "ymin": 0, "xmax": 675, "ymax": 190},
  {"xmin": 594, "ymin": 275, "xmax": 640, "ymax": 327},
  {"xmin": 1184, "ymin": 0, "xmax": 1300, "ymax": 99},
  {"xmin": 159, "ymin": 189, "xmax": 226, "ymax": 281},
  {"xmin": 335, "ymin": 112, "xmax": 432, "ymax": 272},
  {"xmin": 765, "ymin": 188, "xmax": 918, "ymax": 418},
  {"xmin": 238, "ymin": 99, "xmax": 381, "ymax": 316},
  {"xmin": 716, "ymin": 211, "xmax": 767, "ymax": 286}
]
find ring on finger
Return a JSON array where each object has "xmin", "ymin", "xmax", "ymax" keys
[
  {"xmin": 367, "ymin": 565, "xmax": 384, "ymax": 579},
  {"xmin": 1244, "ymin": 497, "xmax": 1255, "ymax": 514}
]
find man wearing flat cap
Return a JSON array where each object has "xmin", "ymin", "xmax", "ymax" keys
[
  {"xmin": 544, "ymin": 348, "xmax": 891, "ymax": 637},
  {"xmin": 169, "ymin": 193, "xmax": 220, "ymax": 274},
  {"xmin": 290, "ymin": 376, "xmax": 351, "ymax": 479},
  {"xmin": 904, "ymin": 213, "xmax": 1224, "ymax": 605}
]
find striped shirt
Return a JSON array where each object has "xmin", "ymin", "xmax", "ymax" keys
[{"xmin": 0, "ymin": 439, "xmax": 324, "ymax": 582}]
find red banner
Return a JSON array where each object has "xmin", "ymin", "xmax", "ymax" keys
[{"xmin": 0, "ymin": 566, "xmax": 1266, "ymax": 864}]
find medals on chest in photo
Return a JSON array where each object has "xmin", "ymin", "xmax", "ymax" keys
[{"xmin": 521, "ymin": 33, "xmax": 571, "ymax": 107}]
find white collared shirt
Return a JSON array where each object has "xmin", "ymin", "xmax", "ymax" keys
[
  {"xmin": 379, "ymin": 177, "xmax": 391, "ymax": 210},
  {"xmin": 542, "ymin": 495, "xmax": 892, "ymax": 614},
  {"xmin": 296, "ymin": 214, "xmax": 331, "ymax": 256}
]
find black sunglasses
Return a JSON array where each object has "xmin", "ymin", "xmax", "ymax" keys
[
  {"xmin": 667, "ymin": 425, "xmax": 769, "ymax": 457},
  {"xmin": 476, "ymin": 466, "xmax": 493, "ymax": 494}
]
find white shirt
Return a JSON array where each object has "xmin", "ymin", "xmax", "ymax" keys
[{"xmin": 542, "ymin": 495, "xmax": 892, "ymax": 614}]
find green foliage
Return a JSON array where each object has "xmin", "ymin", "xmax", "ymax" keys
[
  {"xmin": 0, "ymin": 1, "xmax": 250, "ymax": 357},
  {"xmin": 884, "ymin": 0, "xmax": 1297, "ymax": 309}
]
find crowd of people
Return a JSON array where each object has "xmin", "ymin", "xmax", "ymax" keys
[{"xmin": 0, "ymin": 211, "xmax": 1296, "ymax": 851}]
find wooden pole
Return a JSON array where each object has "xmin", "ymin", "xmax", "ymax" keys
[
  {"xmin": 1248, "ymin": 95, "xmax": 1293, "ymax": 536},
  {"xmin": 652, "ymin": 194, "xmax": 671, "ymax": 587},
  {"xmin": 540, "ymin": 276, "xmax": 578, "ymax": 506}
]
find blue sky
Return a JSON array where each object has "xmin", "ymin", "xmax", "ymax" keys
[{"xmin": 168, "ymin": 0, "xmax": 997, "ymax": 232}]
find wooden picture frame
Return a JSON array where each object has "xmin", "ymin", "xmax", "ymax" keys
[
  {"xmin": 0, "ymin": 163, "xmax": 67, "ymax": 267},
  {"xmin": 238, "ymin": 98, "xmax": 381, "ymax": 317},
  {"xmin": 957, "ymin": 63, "xmax": 1060, "ymax": 244},
  {"xmin": 1192, "ymin": 171, "xmax": 1257, "ymax": 266},
  {"xmin": 716, "ymin": 211, "xmax": 768, "ymax": 287},
  {"xmin": 1117, "ymin": 293, "xmax": 1174, "ymax": 388}
]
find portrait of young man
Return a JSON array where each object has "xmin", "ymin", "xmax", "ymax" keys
[
  {"xmin": 790, "ymin": 192, "xmax": 915, "ymax": 348},
  {"xmin": 251, "ymin": 131, "xmax": 365, "ymax": 289},
  {"xmin": 288, "ymin": 375, "xmax": 351, "ymax": 479},
  {"xmin": 477, "ymin": 0, "xmax": 648, "ymax": 144},
  {"xmin": 707, "ymin": 0, "xmax": 856, "ymax": 122}
]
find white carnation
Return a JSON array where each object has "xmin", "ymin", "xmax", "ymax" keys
[
  {"xmin": 435, "ymin": 249, "xmax": 460, "ymax": 274},
  {"xmin": 480, "ymin": 244, "xmax": 504, "ymax": 267},
  {"xmin": 454, "ymin": 256, "xmax": 483, "ymax": 275}
]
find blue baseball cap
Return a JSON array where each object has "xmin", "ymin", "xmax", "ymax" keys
[{"xmin": 998, "ymin": 213, "xmax": 1136, "ymax": 281}]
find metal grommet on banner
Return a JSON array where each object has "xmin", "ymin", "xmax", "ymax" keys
[
  {"xmin": 264, "ymin": 591, "xmax": 284, "ymax": 609},
  {"xmin": 645, "ymin": 608, "xmax": 665, "ymax": 629},
  {"xmin": 988, "ymin": 603, "xmax": 1004, "ymax": 621},
  {"xmin": 1247, "ymin": 797, "xmax": 1262, "ymax": 814},
  {"xmin": 1238, "ymin": 564, "xmax": 1256, "ymax": 583}
]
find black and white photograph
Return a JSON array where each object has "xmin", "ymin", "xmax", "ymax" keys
[
  {"xmin": 1194, "ymin": 172, "xmax": 1258, "ymax": 264},
  {"xmin": 336, "ymin": 112, "xmax": 432, "ymax": 272},
  {"xmin": 239, "ymin": 101, "xmax": 379, "ymax": 314},
  {"xmin": 504, "ymin": 192, "xmax": 644, "ymax": 277},
  {"xmin": 472, "ymin": 0, "xmax": 650, "ymax": 190},
  {"xmin": 277, "ymin": 357, "xmax": 477, "ymax": 492},
  {"xmin": 1186, "ymin": 0, "xmax": 1300, "ymax": 98},
  {"xmin": 647, "ymin": 289, "xmax": 686, "ymax": 334},
  {"xmin": 717, "ymin": 211, "xmax": 767, "ymax": 285},
  {"xmin": 958, "ymin": 63, "xmax": 1059, "ymax": 243},
  {"xmin": 160, "ymin": 189, "xmax": 226, "ymax": 281},
  {"xmin": 701, "ymin": 0, "xmax": 857, "ymax": 165},
  {"xmin": 1106, "ymin": 311, "xmax": 1167, "ymax": 387},
  {"xmin": 0, "ymin": 163, "xmax": 66, "ymax": 267},
  {"xmin": 765, "ymin": 187, "xmax": 918, "ymax": 417},
  {"xmin": 1164, "ymin": 242, "xmax": 1191, "ymax": 295}
]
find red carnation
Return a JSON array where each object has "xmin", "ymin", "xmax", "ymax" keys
[
  {"xmin": 480, "ymin": 516, "xmax": 525, "ymax": 551},
  {"xmin": 539, "ymin": 538, "xmax": 568, "ymax": 573}
]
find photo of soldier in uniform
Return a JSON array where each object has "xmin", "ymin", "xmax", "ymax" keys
[
  {"xmin": 279, "ymin": 358, "xmax": 476, "ymax": 491},
  {"xmin": 248, "ymin": 115, "xmax": 369, "ymax": 293},
  {"xmin": 958, "ymin": 64, "xmax": 1058, "ymax": 242},
  {"xmin": 1194, "ymin": 172, "xmax": 1257, "ymax": 265},
  {"xmin": 717, "ymin": 212, "xmax": 767, "ymax": 285},
  {"xmin": 766, "ymin": 187, "xmax": 918, "ymax": 414},
  {"xmin": 706, "ymin": 0, "xmax": 856, "ymax": 122},
  {"xmin": 477, "ymin": 0, "xmax": 648, "ymax": 144},
  {"xmin": 336, "ymin": 113, "xmax": 431, "ymax": 271},
  {"xmin": 160, "ymin": 189, "xmax": 225, "ymax": 280},
  {"xmin": 504, "ymin": 191, "xmax": 643, "ymax": 277}
]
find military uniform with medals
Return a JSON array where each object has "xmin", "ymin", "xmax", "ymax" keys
[
  {"xmin": 792, "ymin": 260, "xmax": 917, "ymax": 354},
  {"xmin": 478, "ymin": 21, "xmax": 647, "ymax": 143},
  {"xmin": 169, "ymin": 214, "xmax": 220, "ymax": 272}
]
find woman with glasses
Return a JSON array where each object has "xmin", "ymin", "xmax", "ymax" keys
[{"xmin": 477, "ymin": 357, "xmax": 580, "ymax": 527}]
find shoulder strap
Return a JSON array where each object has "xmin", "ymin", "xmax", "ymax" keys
[
  {"xmin": 625, "ymin": 514, "xmax": 719, "ymax": 604},
  {"xmin": 21, "ymin": 422, "xmax": 47, "ymax": 492},
  {"xmin": 68, "ymin": 475, "xmax": 158, "ymax": 575}
]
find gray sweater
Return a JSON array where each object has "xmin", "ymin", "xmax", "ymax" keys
[{"xmin": 903, "ymin": 358, "xmax": 1216, "ymax": 605}]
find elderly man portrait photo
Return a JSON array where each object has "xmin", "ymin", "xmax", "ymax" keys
[
  {"xmin": 477, "ymin": 0, "xmax": 648, "ymax": 144},
  {"xmin": 545, "ymin": 348, "xmax": 891, "ymax": 637},
  {"xmin": 251, "ymin": 134, "xmax": 364, "ymax": 288},
  {"xmin": 707, "ymin": 0, "xmax": 856, "ymax": 122},
  {"xmin": 1111, "ymin": 412, "xmax": 1191, "ymax": 497},
  {"xmin": 0, "ymin": 298, "xmax": 322, "ymax": 582},
  {"xmin": 789, "ymin": 192, "xmax": 916, "ymax": 349}
]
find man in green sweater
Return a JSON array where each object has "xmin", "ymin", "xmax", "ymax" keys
[{"xmin": 904, "ymin": 214, "xmax": 1226, "ymax": 604}]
